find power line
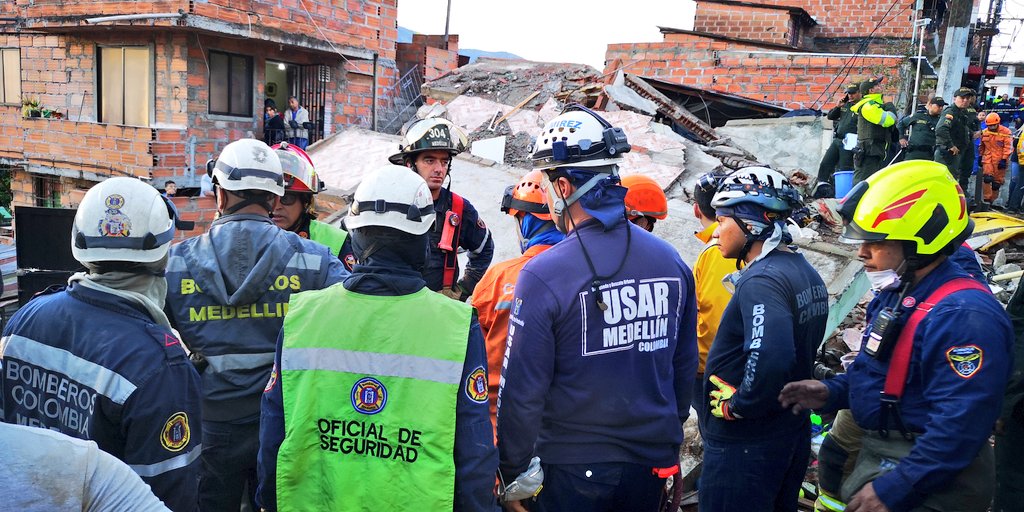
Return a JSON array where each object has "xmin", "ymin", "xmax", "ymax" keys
[{"xmin": 811, "ymin": 0, "xmax": 906, "ymax": 108}]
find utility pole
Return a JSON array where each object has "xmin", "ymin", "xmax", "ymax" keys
[
  {"xmin": 443, "ymin": 0, "xmax": 452, "ymax": 48},
  {"xmin": 936, "ymin": 0, "xmax": 975, "ymax": 99}
]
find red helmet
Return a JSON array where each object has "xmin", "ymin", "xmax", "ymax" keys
[
  {"xmin": 501, "ymin": 170, "xmax": 551, "ymax": 221},
  {"xmin": 272, "ymin": 141, "xmax": 320, "ymax": 194},
  {"xmin": 622, "ymin": 174, "xmax": 668, "ymax": 220}
]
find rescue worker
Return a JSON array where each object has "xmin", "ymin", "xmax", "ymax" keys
[
  {"xmin": 998, "ymin": 280, "xmax": 1024, "ymax": 511},
  {"xmin": 472, "ymin": 170, "xmax": 564, "ymax": 433},
  {"xmin": 270, "ymin": 141, "xmax": 356, "ymax": 270},
  {"xmin": 256, "ymin": 165, "xmax": 497, "ymax": 511},
  {"xmin": 690, "ymin": 171, "xmax": 738, "ymax": 421},
  {"xmin": 0, "ymin": 177, "xmax": 201, "ymax": 511},
  {"xmin": 897, "ymin": 97, "xmax": 945, "ymax": 161},
  {"xmin": 698, "ymin": 167, "xmax": 828, "ymax": 512},
  {"xmin": 1, "ymin": 422, "xmax": 172, "ymax": 511},
  {"xmin": 851, "ymin": 78, "xmax": 898, "ymax": 184},
  {"xmin": 979, "ymin": 112, "xmax": 1014, "ymax": 204},
  {"xmin": 165, "ymin": 138, "xmax": 346, "ymax": 511},
  {"xmin": 389, "ymin": 117, "xmax": 494, "ymax": 301},
  {"xmin": 780, "ymin": 160, "xmax": 1013, "ymax": 511},
  {"xmin": 815, "ymin": 84, "xmax": 862, "ymax": 198},
  {"xmin": 935, "ymin": 88, "xmax": 975, "ymax": 190},
  {"xmin": 622, "ymin": 174, "xmax": 668, "ymax": 232},
  {"xmin": 497, "ymin": 104, "xmax": 698, "ymax": 511}
]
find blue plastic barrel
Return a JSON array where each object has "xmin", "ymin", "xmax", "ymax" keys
[{"xmin": 834, "ymin": 171, "xmax": 854, "ymax": 199}]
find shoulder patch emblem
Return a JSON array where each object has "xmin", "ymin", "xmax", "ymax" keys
[
  {"xmin": 476, "ymin": 218, "xmax": 487, "ymax": 230},
  {"xmin": 161, "ymin": 412, "xmax": 191, "ymax": 452},
  {"xmin": 946, "ymin": 345, "xmax": 983, "ymax": 379},
  {"xmin": 465, "ymin": 366, "xmax": 488, "ymax": 403},
  {"xmin": 264, "ymin": 364, "xmax": 278, "ymax": 393},
  {"xmin": 344, "ymin": 253, "xmax": 357, "ymax": 269},
  {"xmin": 351, "ymin": 377, "xmax": 388, "ymax": 415},
  {"xmin": 946, "ymin": 114, "xmax": 954, "ymax": 120}
]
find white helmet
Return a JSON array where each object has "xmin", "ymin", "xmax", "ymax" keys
[
  {"xmin": 531, "ymin": 104, "xmax": 631, "ymax": 171},
  {"xmin": 388, "ymin": 118, "xmax": 469, "ymax": 165},
  {"xmin": 71, "ymin": 177, "xmax": 175, "ymax": 264},
  {"xmin": 711, "ymin": 166, "xmax": 803, "ymax": 215},
  {"xmin": 208, "ymin": 139, "xmax": 284, "ymax": 196},
  {"xmin": 344, "ymin": 165, "xmax": 435, "ymax": 235}
]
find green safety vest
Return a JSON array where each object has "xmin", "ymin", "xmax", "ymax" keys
[
  {"xmin": 308, "ymin": 219, "xmax": 348, "ymax": 257},
  {"xmin": 276, "ymin": 285, "xmax": 471, "ymax": 511}
]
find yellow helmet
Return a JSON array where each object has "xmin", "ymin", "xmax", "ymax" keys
[{"xmin": 838, "ymin": 160, "xmax": 970, "ymax": 256}]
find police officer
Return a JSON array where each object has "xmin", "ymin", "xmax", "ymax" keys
[
  {"xmin": 851, "ymin": 78, "xmax": 898, "ymax": 184},
  {"xmin": 257, "ymin": 165, "xmax": 497, "ymax": 511},
  {"xmin": 815, "ymin": 84, "xmax": 862, "ymax": 198},
  {"xmin": 0, "ymin": 177, "xmax": 202, "ymax": 511},
  {"xmin": 936, "ymin": 88, "xmax": 977, "ymax": 192},
  {"xmin": 497, "ymin": 104, "xmax": 698, "ymax": 511},
  {"xmin": 270, "ymin": 141, "xmax": 356, "ymax": 270},
  {"xmin": 165, "ymin": 138, "xmax": 346, "ymax": 511},
  {"xmin": 389, "ymin": 117, "xmax": 494, "ymax": 300},
  {"xmin": 698, "ymin": 167, "xmax": 828, "ymax": 512},
  {"xmin": 781, "ymin": 160, "xmax": 1013, "ymax": 511},
  {"xmin": 472, "ymin": 170, "xmax": 564, "ymax": 433},
  {"xmin": 898, "ymin": 97, "xmax": 945, "ymax": 161}
]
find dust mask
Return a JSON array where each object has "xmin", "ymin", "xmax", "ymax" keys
[{"xmin": 865, "ymin": 269, "xmax": 902, "ymax": 292}]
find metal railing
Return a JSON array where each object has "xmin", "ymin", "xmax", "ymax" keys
[{"xmin": 376, "ymin": 65, "xmax": 425, "ymax": 134}]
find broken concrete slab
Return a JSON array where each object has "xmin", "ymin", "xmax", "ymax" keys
[
  {"xmin": 604, "ymin": 71, "xmax": 658, "ymax": 116},
  {"xmin": 717, "ymin": 116, "xmax": 832, "ymax": 177},
  {"xmin": 422, "ymin": 58, "xmax": 602, "ymax": 108}
]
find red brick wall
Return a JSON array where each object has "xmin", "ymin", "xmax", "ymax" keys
[
  {"xmin": 694, "ymin": 3, "xmax": 797, "ymax": 47},
  {"xmin": 5, "ymin": 0, "xmax": 399, "ymax": 62},
  {"xmin": 605, "ymin": 38, "xmax": 905, "ymax": 110},
  {"xmin": 396, "ymin": 34, "xmax": 459, "ymax": 81},
  {"xmin": 739, "ymin": 0, "xmax": 916, "ymax": 40},
  {"xmin": 170, "ymin": 196, "xmax": 218, "ymax": 239}
]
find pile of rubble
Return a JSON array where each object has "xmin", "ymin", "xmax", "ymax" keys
[{"xmin": 422, "ymin": 58, "xmax": 604, "ymax": 109}]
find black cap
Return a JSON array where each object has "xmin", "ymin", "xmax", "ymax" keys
[
  {"xmin": 953, "ymin": 87, "xmax": 977, "ymax": 98},
  {"xmin": 929, "ymin": 96, "xmax": 947, "ymax": 106},
  {"xmin": 859, "ymin": 78, "xmax": 881, "ymax": 94},
  {"xmin": 845, "ymin": 84, "xmax": 859, "ymax": 94}
]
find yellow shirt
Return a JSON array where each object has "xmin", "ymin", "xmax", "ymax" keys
[{"xmin": 693, "ymin": 222, "xmax": 738, "ymax": 374}]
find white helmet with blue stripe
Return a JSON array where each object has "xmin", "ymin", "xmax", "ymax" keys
[{"xmin": 71, "ymin": 177, "xmax": 175, "ymax": 264}]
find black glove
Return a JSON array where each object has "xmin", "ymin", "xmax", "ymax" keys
[
  {"xmin": 999, "ymin": 160, "xmax": 1008, "ymax": 170},
  {"xmin": 289, "ymin": 120, "xmax": 300, "ymax": 129}
]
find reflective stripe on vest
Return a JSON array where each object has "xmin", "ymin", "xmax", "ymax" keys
[
  {"xmin": 276, "ymin": 286, "xmax": 471, "ymax": 511},
  {"xmin": 308, "ymin": 219, "xmax": 348, "ymax": 257}
]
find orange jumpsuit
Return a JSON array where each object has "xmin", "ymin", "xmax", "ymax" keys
[
  {"xmin": 470, "ymin": 244, "xmax": 554, "ymax": 439},
  {"xmin": 980, "ymin": 124, "xmax": 1014, "ymax": 202}
]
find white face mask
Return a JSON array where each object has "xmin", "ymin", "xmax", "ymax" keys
[{"xmin": 865, "ymin": 269, "xmax": 902, "ymax": 292}]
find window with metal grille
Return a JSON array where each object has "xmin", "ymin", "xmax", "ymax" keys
[
  {"xmin": 33, "ymin": 175, "xmax": 62, "ymax": 208},
  {"xmin": 98, "ymin": 46, "xmax": 152, "ymax": 126},
  {"xmin": 209, "ymin": 50, "xmax": 253, "ymax": 117},
  {"xmin": 0, "ymin": 49, "xmax": 20, "ymax": 105}
]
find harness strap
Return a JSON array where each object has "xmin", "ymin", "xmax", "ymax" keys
[
  {"xmin": 440, "ymin": 193, "xmax": 465, "ymax": 289},
  {"xmin": 880, "ymin": 277, "xmax": 989, "ymax": 437}
]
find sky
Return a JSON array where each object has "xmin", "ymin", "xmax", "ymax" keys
[
  {"xmin": 396, "ymin": 0, "xmax": 698, "ymax": 70},
  {"xmin": 397, "ymin": 1, "xmax": 1024, "ymax": 69}
]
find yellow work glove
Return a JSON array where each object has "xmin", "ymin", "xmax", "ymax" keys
[{"xmin": 708, "ymin": 375, "xmax": 740, "ymax": 420}]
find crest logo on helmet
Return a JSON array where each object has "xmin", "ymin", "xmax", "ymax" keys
[{"xmin": 99, "ymin": 194, "xmax": 132, "ymax": 237}]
